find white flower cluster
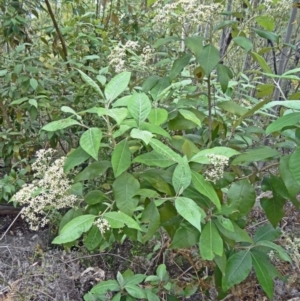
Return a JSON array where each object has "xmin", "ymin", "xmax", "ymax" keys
[
  {"xmin": 94, "ymin": 217, "xmax": 110, "ymax": 234},
  {"xmin": 284, "ymin": 234, "xmax": 300, "ymax": 270},
  {"xmin": 152, "ymin": 0, "xmax": 223, "ymax": 29},
  {"xmin": 108, "ymin": 40, "xmax": 140, "ymax": 73},
  {"xmin": 204, "ymin": 154, "xmax": 229, "ymax": 184},
  {"xmin": 140, "ymin": 45, "xmax": 155, "ymax": 67},
  {"xmin": 13, "ymin": 149, "xmax": 77, "ymax": 231},
  {"xmin": 262, "ymin": 0, "xmax": 293, "ymax": 12}
]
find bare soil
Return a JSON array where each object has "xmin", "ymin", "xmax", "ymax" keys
[{"xmin": 1, "ymin": 203, "xmax": 300, "ymax": 301}]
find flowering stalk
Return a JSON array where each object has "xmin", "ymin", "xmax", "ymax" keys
[{"xmin": 13, "ymin": 149, "xmax": 77, "ymax": 231}]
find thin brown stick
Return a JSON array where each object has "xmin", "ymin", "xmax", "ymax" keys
[
  {"xmin": 44, "ymin": 0, "xmax": 70, "ymax": 69},
  {"xmin": 0, "ymin": 100, "xmax": 13, "ymax": 128},
  {"xmin": 0, "ymin": 208, "xmax": 24, "ymax": 242}
]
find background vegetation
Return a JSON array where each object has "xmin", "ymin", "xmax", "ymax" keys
[{"xmin": 1, "ymin": 0, "xmax": 300, "ymax": 300}]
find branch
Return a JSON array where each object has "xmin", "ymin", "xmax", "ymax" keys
[
  {"xmin": 44, "ymin": 0, "xmax": 70, "ymax": 69},
  {"xmin": 0, "ymin": 100, "xmax": 13, "ymax": 128}
]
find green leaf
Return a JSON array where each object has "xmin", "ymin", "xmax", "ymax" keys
[
  {"xmin": 256, "ymin": 84, "xmax": 274, "ymax": 97},
  {"xmin": 64, "ymin": 147, "xmax": 90, "ymax": 172},
  {"xmin": 254, "ymin": 224, "xmax": 281, "ymax": 243},
  {"xmin": 133, "ymin": 151, "xmax": 175, "ymax": 168},
  {"xmin": 9, "ymin": 97, "xmax": 28, "ymax": 106},
  {"xmin": 159, "ymin": 201, "xmax": 180, "ymax": 237},
  {"xmin": 280, "ymin": 155, "xmax": 300, "ymax": 207},
  {"xmin": 178, "ymin": 109, "xmax": 201, "ymax": 126},
  {"xmin": 227, "ymin": 179, "xmax": 256, "ymax": 219},
  {"xmin": 112, "ymin": 139, "xmax": 131, "ymax": 177},
  {"xmin": 125, "ymin": 284, "xmax": 145, "ymax": 299},
  {"xmin": 191, "ymin": 171, "xmax": 221, "ymax": 210},
  {"xmin": 142, "ymin": 75, "xmax": 160, "ymax": 93},
  {"xmin": 252, "ymin": 27, "xmax": 279, "ymax": 43},
  {"xmin": 289, "ymin": 146, "xmax": 300, "ymax": 186},
  {"xmin": 84, "ymin": 225, "xmax": 102, "ymax": 251},
  {"xmin": 184, "ymin": 36, "xmax": 204, "ymax": 62},
  {"xmin": 198, "ymin": 44, "xmax": 220, "ymax": 76},
  {"xmin": 255, "ymin": 240, "xmax": 291, "ymax": 263},
  {"xmin": 104, "ymin": 71, "xmax": 131, "ymax": 103},
  {"xmin": 84, "ymin": 190, "xmax": 108, "ymax": 205},
  {"xmin": 233, "ymin": 36, "xmax": 253, "ymax": 52},
  {"xmin": 156, "ymin": 264, "xmax": 168, "ymax": 281},
  {"xmin": 255, "ymin": 15, "xmax": 275, "ymax": 31},
  {"xmin": 142, "ymin": 173, "xmax": 173, "ymax": 195},
  {"xmin": 89, "ymin": 280, "xmax": 120, "ymax": 295},
  {"xmin": 117, "ymin": 271, "xmax": 124, "ymax": 287},
  {"xmin": 150, "ymin": 77, "xmax": 171, "ymax": 101},
  {"xmin": 251, "ymin": 250, "xmax": 277, "ymax": 299},
  {"xmin": 0, "ymin": 70, "xmax": 8, "ymax": 76},
  {"xmin": 217, "ymin": 101, "xmax": 249, "ymax": 116},
  {"xmin": 52, "ymin": 215, "xmax": 96, "ymax": 244},
  {"xmin": 266, "ymin": 113, "xmax": 300, "ymax": 134},
  {"xmin": 42, "ymin": 118, "xmax": 80, "ymax": 132},
  {"xmin": 169, "ymin": 224, "xmax": 200, "ymax": 248},
  {"xmin": 141, "ymin": 201, "xmax": 160, "ymax": 243},
  {"xmin": 167, "ymin": 295, "xmax": 180, "ymax": 301},
  {"xmin": 111, "ymin": 292, "xmax": 121, "ymax": 301},
  {"xmin": 175, "ymin": 197, "xmax": 205, "ymax": 232},
  {"xmin": 141, "ymin": 123, "xmax": 171, "ymax": 139},
  {"xmin": 79, "ymin": 127, "xmax": 102, "ymax": 160},
  {"xmin": 154, "ymin": 37, "xmax": 180, "ymax": 48},
  {"xmin": 74, "ymin": 161, "xmax": 111, "ymax": 182},
  {"xmin": 199, "ymin": 221, "xmax": 223, "ymax": 260},
  {"xmin": 190, "ymin": 147, "xmax": 240, "ymax": 164},
  {"xmin": 216, "ymin": 216, "xmax": 234, "ymax": 232},
  {"xmin": 104, "ymin": 211, "xmax": 141, "ymax": 230},
  {"xmin": 231, "ymin": 147, "xmax": 280, "ymax": 165},
  {"xmin": 127, "ymin": 93, "xmax": 152, "ymax": 127},
  {"xmin": 222, "ymin": 250, "xmax": 252, "ymax": 291},
  {"xmin": 216, "ymin": 64, "xmax": 233, "ymax": 93},
  {"xmin": 145, "ymin": 275, "xmax": 160, "ymax": 283},
  {"xmin": 28, "ymin": 99, "xmax": 37, "ymax": 108},
  {"xmin": 30, "ymin": 78, "xmax": 38, "ymax": 90},
  {"xmin": 113, "ymin": 172, "xmax": 140, "ymax": 216},
  {"xmin": 148, "ymin": 108, "xmax": 168, "ymax": 126},
  {"xmin": 214, "ymin": 20, "xmax": 238, "ymax": 31},
  {"xmin": 124, "ymin": 274, "xmax": 146, "ymax": 286},
  {"xmin": 59, "ymin": 208, "xmax": 83, "ymax": 232},
  {"xmin": 260, "ymin": 196, "xmax": 285, "ymax": 228},
  {"xmin": 263, "ymin": 100, "xmax": 300, "ymax": 110},
  {"xmin": 172, "ymin": 156, "xmax": 192, "ymax": 194},
  {"xmin": 214, "ymin": 220, "xmax": 253, "ymax": 243},
  {"xmin": 149, "ymin": 139, "xmax": 182, "ymax": 163},
  {"xmin": 169, "ymin": 53, "xmax": 192, "ymax": 81},
  {"xmin": 85, "ymin": 107, "xmax": 128, "ymax": 125},
  {"xmin": 61, "ymin": 106, "xmax": 81, "ymax": 120},
  {"xmin": 251, "ymin": 52, "xmax": 272, "ymax": 73},
  {"xmin": 145, "ymin": 290, "xmax": 160, "ymax": 301},
  {"xmin": 96, "ymin": 74, "xmax": 106, "ymax": 85},
  {"xmin": 130, "ymin": 128, "xmax": 153, "ymax": 145},
  {"xmin": 69, "ymin": 182, "xmax": 83, "ymax": 196},
  {"xmin": 106, "ymin": 108, "xmax": 128, "ymax": 125},
  {"xmin": 77, "ymin": 69, "xmax": 104, "ymax": 99},
  {"xmin": 135, "ymin": 189, "xmax": 160, "ymax": 198}
]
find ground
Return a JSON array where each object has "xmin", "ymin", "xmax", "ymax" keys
[{"xmin": 1, "ymin": 203, "xmax": 300, "ymax": 301}]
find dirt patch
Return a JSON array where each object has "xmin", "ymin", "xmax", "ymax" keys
[{"xmin": 1, "ymin": 203, "xmax": 300, "ymax": 301}]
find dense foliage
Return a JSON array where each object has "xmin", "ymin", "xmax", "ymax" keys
[{"xmin": 1, "ymin": 0, "xmax": 300, "ymax": 300}]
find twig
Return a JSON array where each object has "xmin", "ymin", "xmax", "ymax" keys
[
  {"xmin": 220, "ymin": 294, "xmax": 233, "ymax": 301},
  {"xmin": 64, "ymin": 252, "xmax": 135, "ymax": 265},
  {"xmin": 246, "ymin": 219, "xmax": 268, "ymax": 230},
  {"xmin": 0, "ymin": 208, "xmax": 24, "ymax": 242},
  {"xmin": 175, "ymin": 266, "xmax": 193, "ymax": 281},
  {"xmin": 44, "ymin": 0, "xmax": 70, "ymax": 69}
]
